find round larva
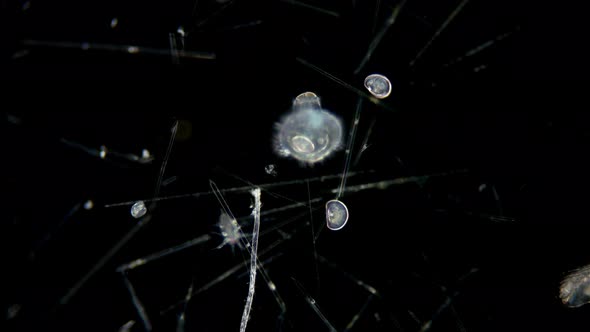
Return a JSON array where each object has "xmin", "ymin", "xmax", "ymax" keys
[{"xmin": 273, "ymin": 92, "xmax": 343, "ymax": 164}]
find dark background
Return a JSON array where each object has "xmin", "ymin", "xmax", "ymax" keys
[{"xmin": 3, "ymin": 0, "xmax": 590, "ymax": 331}]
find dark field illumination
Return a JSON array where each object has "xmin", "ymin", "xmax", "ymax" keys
[{"xmin": 3, "ymin": 1, "xmax": 590, "ymax": 332}]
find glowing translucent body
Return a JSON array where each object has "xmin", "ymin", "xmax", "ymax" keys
[
  {"xmin": 130, "ymin": 201, "xmax": 147, "ymax": 219},
  {"xmin": 560, "ymin": 264, "xmax": 590, "ymax": 308},
  {"xmin": 217, "ymin": 211, "xmax": 243, "ymax": 250},
  {"xmin": 364, "ymin": 74, "xmax": 392, "ymax": 99},
  {"xmin": 274, "ymin": 92, "xmax": 343, "ymax": 164},
  {"xmin": 325, "ymin": 199, "xmax": 349, "ymax": 231}
]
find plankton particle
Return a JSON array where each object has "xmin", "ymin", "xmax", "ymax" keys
[
  {"xmin": 274, "ymin": 92, "xmax": 343, "ymax": 164},
  {"xmin": 130, "ymin": 201, "xmax": 147, "ymax": 219},
  {"xmin": 216, "ymin": 211, "xmax": 243, "ymax": 251},
  {"xmin": 364, "ymin": 74, "xmax": 392, "ymax": 99},
  {"xmin": 560, "ymin": 264, "xmax": 590, "ymax": 308},
  {"xmin": 325, "ymin": 199, "xmax": 349, "ymax": 231}
]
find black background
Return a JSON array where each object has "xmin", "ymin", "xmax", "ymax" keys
[{"xmin": 3, "ymin": 0, "xmax": 590, "ymax": 331}]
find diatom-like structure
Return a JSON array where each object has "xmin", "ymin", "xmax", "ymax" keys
[{"xmin": 274, "ymin": 92, "xmax": 343, "ymax": 164}]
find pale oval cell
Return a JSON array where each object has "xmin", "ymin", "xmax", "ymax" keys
[
  {"xmin": 364, "ymin": 74, "xmax": 392, "ymax": 99},
  {"xmin": 130, "ymin": 201, "xmax": 147, "ymax": 219},
  {"xmin": 274, "ymin": 92, "xmax": 343, "ymax": 164},
  {"xmin": 325, "ymin": 199, "xmax": 349, "ymax": 231}
]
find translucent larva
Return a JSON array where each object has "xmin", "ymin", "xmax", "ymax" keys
[
  {"xmin": 274, "ymin": 92, "xmax": 343, "ymax": 164},
  {"xmin": 364, "ymin": 74, "xmax": 392, "ymax": 99},
  {"xmin": 325, "ymin": 199, "xmax": 349, "ymax": 231},
  {"xmin": 216, "ymin": 211, "xmax": 243, "ymax": 251}
]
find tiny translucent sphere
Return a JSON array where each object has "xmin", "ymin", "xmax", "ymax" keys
[
  {"xmin": 274, "ymin": 92, "xmax": 343, "ymax": 164},
  {"xmin": 364, "ymin": 74, "xmax": 392, "ymax": 99},
  {"xmin": 325, "ymin": 199, "xmax": 349, "ymax": 231},
  {"xmin": 130, "ymin": 201, "xmax": 147, "ymax": 219}
]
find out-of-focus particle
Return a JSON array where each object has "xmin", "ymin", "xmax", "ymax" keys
[
  {"xmin": 478, "ymin": 183, "xmax": 487, "ymax": 192},
  {"xmin": 130, "ymin": 201, "xmax": 147, "ymax": 219},
  {"xmin": 110, "ymin": 18, "xmax": 118, "ymax": 29},
  {"xmin": 265, "ymin": 164, "xmax": 277, "ymax": 176},
  {"xmin": 139, "ymin": 149, "xmax": 154, "ymax": 163},
  {"xmin": 6, "ymin": 113, "xmax": 22, "ymax": 124},
  {"xmin": 176, "ymin": 120, "xmax": 193, "ymax": 142},
  {"xmin": 325, "ymin": 199, "xmax": 349, "ymax": 231},
  {"xmin": 560, "ymin": 264, "xmax": 590, "ymax": 308},
  {"xmin": 99, "ymin": 145, "xmax": 107, "ymax": 159},
  {"xmin": 177, "ymin": 26, "xmax": 185, "ymax": 37},
  {"xmin": 83, "ymin": 200, "xmax": 94, "ymax": 210},
  {"xmin": 6, "ymin": 304, "xmax": 21, "ymax": 320},
  {"xmin": 364, "ymin": 74, "xmax": 392, "ymax": 99},
  {"xmin": 11, "ymin": 50, "xmax": 30, "ymax": 60},
  {"xmin": 119, "ymin": 320, "xmax": 136, "ymax": 332},
  {"xmin": 274, "ymin": 92, "xmax": 343, "ymax": 164},
  {"xmin": 162, "ymin": 176, "xmax": 177, "ymax": 187}
]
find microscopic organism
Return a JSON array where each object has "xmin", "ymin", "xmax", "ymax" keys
[
  {"xmin": 364, "ymin": 74, "xmax": 392, "ymax": 99},
  {"xmin": 274, "ymin": 92, "xmax": 343, "ymax": 164},
  {"xmin": 130, "ymin": 201, "xmax": 147, "ymax": 219},
  {"xmin": 325, "ymin": 199, "xmax": 349, "ymax": 231},
  {"xmin": 560, "ymin": 264, "xmax": 590, "ymax": 308},
  {"xmin": 216, "ymin": 211, "xmax": 243, "ymax": 251}
]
